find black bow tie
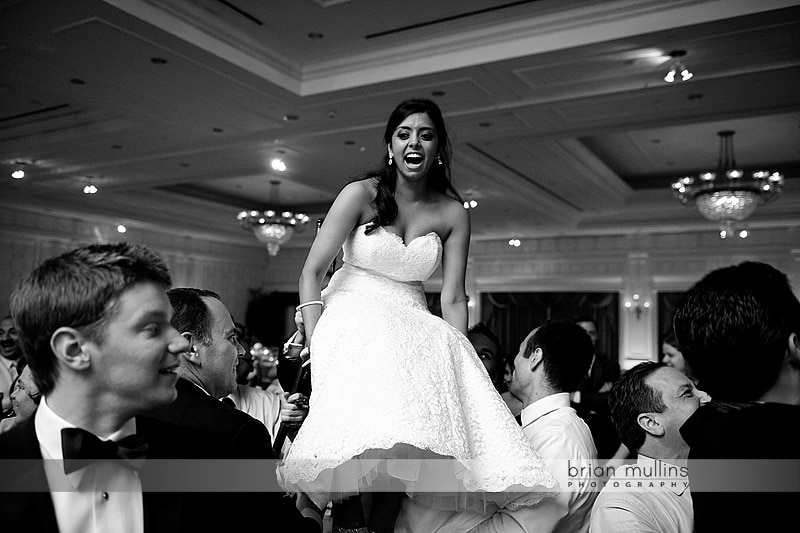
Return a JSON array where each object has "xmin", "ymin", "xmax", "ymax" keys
[{"xmin": 61, "ymin": 427, "xmax": 149, "ymax": 475}]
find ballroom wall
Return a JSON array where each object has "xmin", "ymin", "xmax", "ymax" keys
[{"xmin": 2, "ymin": 204, "xmax": 798, "ymax": 366}]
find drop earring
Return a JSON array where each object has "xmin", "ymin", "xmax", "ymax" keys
[
  {"xmin": 437, "ymin": 156, "xmax": 443, "ymax": 165},
  {"xmin": 388, "ymin": 146, "xmax": 393, "ymax": 166}
]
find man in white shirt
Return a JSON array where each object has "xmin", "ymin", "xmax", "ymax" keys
[
  {"xmin": 0, "ymin": 315, "xmax": 24, "ymax": 417},
  {"xmin": 589, "ymin": 362, "xmax": 710, "ymax": 533},
  {"xmin": 0, "ymin": 243, "xmax": 191, "ymax": 533},
  {"xmin": 396, "ymin": 320, "xmax": 598, "ymax": 533}
]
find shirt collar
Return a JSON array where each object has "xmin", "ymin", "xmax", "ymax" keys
[
  {"xmin": 635, "ymin": 454, "xmax": 690, "ymax": 496},
  {"xmin": 35, "ymin": 396, "xmax": 137, "ymax": 487},
  {"xmin": 520, "ymin": 392, "xmax": 571, "ymax": 427},
  {"xmin": 0, "ymin": 355, "xmax": 16, "ymax": 371}
]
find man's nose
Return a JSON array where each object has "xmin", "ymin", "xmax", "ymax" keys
[{"xmin": 696, "ymin": 389, "xmax": 712, "ymax": 405}]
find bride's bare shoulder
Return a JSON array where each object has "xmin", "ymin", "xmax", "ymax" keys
[{"xmin": 339, "ymin": 178, "xmax": 376, "ymax": 201}]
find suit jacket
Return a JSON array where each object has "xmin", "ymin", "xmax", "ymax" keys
[
  {"xmin": 145, "ymin": 378, "xmax": 320, "ymax": 532},
  {"xmin": 0, "ymin": 414, "xmax": 189, "ymax": 532},
  {"xmin": 145, "ymin": 378, "xmax": 274, "ymax": 458},
  {"xmin": 1, "ymin": 380, "xmax": 321, "ymax": 532}
]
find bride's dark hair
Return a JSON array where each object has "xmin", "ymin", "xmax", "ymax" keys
[{"xmin": 362, "ymin": 98, "xmax": 461, "ymax": 234}]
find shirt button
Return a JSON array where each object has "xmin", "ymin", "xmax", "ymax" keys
[{"xmin": 101, "ymin": 492, "xmax": 109, "ymax": 500}]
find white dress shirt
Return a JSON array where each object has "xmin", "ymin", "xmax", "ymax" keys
[
  {"xmin": 468, "ymin": 393, "xmax": 599, "ymax": 533},
  {"xmin": 35, "ymin": 397, "xmax": 144, "ymax": 533},
  {"xmin": 228, "ymin": 383, "xmax": 283, "ymax": 441},
  {"xmin": 589, "ymin": 454, "xmax": 693, "ymax": 533}
]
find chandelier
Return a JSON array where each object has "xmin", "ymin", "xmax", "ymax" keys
[
  {"xmin": 672, "ymin": 130, "xmax": 784, "ymax": 238},
  {"xmin": 238, "ymin": 180, "xmax": 310, "ymax": 256}
]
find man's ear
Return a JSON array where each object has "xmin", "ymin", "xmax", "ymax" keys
[
  {"xmin": 529, "ymin": 348, "xmax": 544, "ymax": 371},
  {"xmin": 50, "ymin": 327, "xmax": 91, "ymax": 371},
  {"xmin": 180, "ymin": 332, "xmax": 201, "ymax": 367},
  {"xmin": 637, "ymin": 412, "xmax": 665, "ymax": 437},
  {"xmin": 787, "ymin": 332, "xmax": 800, "ymax": 369}
]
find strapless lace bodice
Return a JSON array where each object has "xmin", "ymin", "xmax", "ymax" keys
[{"xmin": 342, "ymin": 224, "xmax": 442, "ymax": 283}]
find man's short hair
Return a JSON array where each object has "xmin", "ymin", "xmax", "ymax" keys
[
  {"xmin": 608, "ymin": 361, "xmax": 667, "ymax": 452},
  {"xmin": 167, "ymin": 288, "xmax": 222, "ymax": 344},
  {"xmin": 522, "ymin": 320, "xmax": 594, "ymax": 392},
  {"xmin": 10, "ymin": 243, "xmax": 171, "ymax": 395},
  {"xmin": 468, "ymin": 322, "xmax": 502, "ymax": 353},
  {"xmin": 468, "ymin": 322, "xmax": 503, "ymax": 377},
  {"xmin": 673, "ymin": 261, "xmax": 800, "ymax": 401}
]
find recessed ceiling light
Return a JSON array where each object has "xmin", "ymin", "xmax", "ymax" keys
[
  {"xmin": 344, "ymin": 140, "xmax": 355, "ymax": 145},
  {"xmin": 117, "ymin": 224, "xmax": 127, "ymax": 233},
  {"xmin": 308, "ymin": 32, "xmax": 324, "ymax": 39},
  {"xmin": 70, "ymin": 78, "xmax": 85, "ymax": 85},
  {"xmin": 212, "ymin": 127, "xmax": 223, "ymax": 133},
  {"xmin": 687, "ymin": 93, "xmax": 704, "ymax": 100},
  {"xmin": 271, "ymin": 159, "xmax": 287, "ymax": 172},
  {"xmin": 11, "ymin": 169, "xmax": 25, "ymax": 179},
  {"xmin": 432, "ymin": 91, "xmax": 446, "ymax": 97},
  {"xmin": 83, "ymin": 184, "xmax": 98, "ymax": 194},
  {"xmin": 479, "ymin": 122, "xmax": 492, "ymax": 128},
  {"xmin": 283, "ymin": 114, "xmax": 299, "ymax": 122},
  {"xmin": 151, "ymin": 57, "xmax": 168, "ymax": 65}
]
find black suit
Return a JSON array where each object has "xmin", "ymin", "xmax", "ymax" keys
[
  {"xmin": 1, "ymin": 380, "xmax": 321, "ymax": 532},
  {"xmin": 145, "ymin": 377, "xmax": 273, "ymax": 458},
  {"xmin": 145, "ymin": 378, "xmax": 320, "ymax": 532}
]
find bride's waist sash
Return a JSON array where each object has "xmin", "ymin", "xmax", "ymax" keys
[{"xmin": 323, "ymin": 263, "xmax": 429, "ymax": 312}]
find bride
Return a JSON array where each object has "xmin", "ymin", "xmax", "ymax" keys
[{"xmin": 279, "ymin": 98, "xmax": 556, "ymax": 532}]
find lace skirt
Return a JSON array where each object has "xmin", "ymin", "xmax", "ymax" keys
[{"xmin": 278, "ymin": 265, "xmax": 557, "ymax": 513}]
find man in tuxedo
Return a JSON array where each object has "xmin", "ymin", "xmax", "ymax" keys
[
  {"xmin": 0, "ymin": 243, "xmax": 192, "ymax": 532},
  {"xmin": 145, "ymin": 287, "xmax": 321, "ymax": 529},
  {"xmin": 0, "ymin": 244, "xmax": 322, "ymax": 532},
  {"xmin": 674, "ymin": 261, "xmax": 800, "ymax": 532}
]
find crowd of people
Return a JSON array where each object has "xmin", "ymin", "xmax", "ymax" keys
[{"xmin": 1, "ymin": 99, "xmax": 798, "ymax": 533}]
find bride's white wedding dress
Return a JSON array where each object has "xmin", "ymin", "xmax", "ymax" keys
[{"xmin": 279, "ymin": 223, "xmax": 556, "ymax": 512}]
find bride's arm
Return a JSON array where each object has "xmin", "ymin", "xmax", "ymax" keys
[
  {"xmin": 298, "ymin": 181, "xmax": 370, "ymax": 340},
  {"xmin": 439, "ymin": 201, "xmax": 471, "ymax": 335}
]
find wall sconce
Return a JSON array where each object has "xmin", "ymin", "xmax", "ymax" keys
[{"xmin": 624, "ymin": 293, "xmax": 650, "ymax": 320}]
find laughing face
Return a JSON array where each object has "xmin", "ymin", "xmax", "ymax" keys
[
  {"xmin": 0, "ymin": 316, "xmax": 22, "ymax": 361},
  {"xmin": 84, "ymin": 282, "xmax": 188, "ymax": 411},
  {"xmin": 389, "ymin": 112, "xmax": 438, "ymax": 182},
  {"xmin": 197, "ymin": 296, "xmax": 243, "ymax": 399}
]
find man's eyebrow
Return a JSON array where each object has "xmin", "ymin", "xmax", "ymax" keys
[{"xmin": 135, "ymin": 310, "xmax": 169, "ymax": 323}]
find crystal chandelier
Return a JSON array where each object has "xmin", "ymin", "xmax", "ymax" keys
[
  {"xmin": 672, "ymin": 131, "xmax": 784, "ymax": 238},
  {"xmin": 238, "ymin": 180, "xmax": 309, "ymax": 256}
]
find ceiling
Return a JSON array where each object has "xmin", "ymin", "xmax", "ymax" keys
[{"xmin": 1, "ymin": 0, "xmax": 799, "ymax": 249}]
